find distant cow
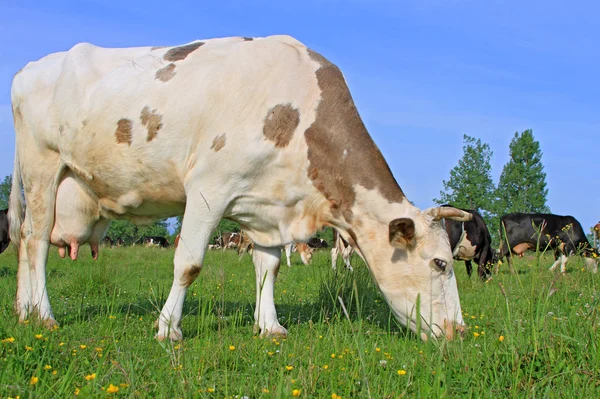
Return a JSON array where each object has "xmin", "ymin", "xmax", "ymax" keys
[
  {"xmin": 331, "ymin": 230, "xmax": 354, "ymax": 271},
  {"xmin": 498, "ymin": 213, "xmax": 598, "ymax": 274},
  {"xmin": 142, "ymin": 236, "xmax": 169, "ymax": 248},
  {"xmin": 307, "ymin": 237, "xmax": 328, "ymax": 249},
  {"xmin": 284, "ymin": 242, "xmax": 314, "ymax": 266},
  {"xmin": 0, "ymin": 209, "xmax": 9, "ymax": 254},
  {"xmin": 237, "ymin": 231, "xmax": 254, "ymax": 257},
  {"xmin": 101, "ymin": 236, "xmax": 114, "ymax": 247},
  {"xmin": 217, "ymin": 232, "xmax": 241, "ymax": 249},
  {"xmin": 442, "ymin": 206, "xmax": 493, "ymax": 280}
]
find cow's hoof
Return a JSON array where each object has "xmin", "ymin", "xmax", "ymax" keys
[
  {"xmin": 155, "ymin": 329, "xmax": 183, "ymax": 342},
  {"xmin": 42, "ymin": 318, "xmax": 59, "ymax": 330},
  {"xmin": 259, "ymin": 325, "xmax": 288, "ymax": 339}
]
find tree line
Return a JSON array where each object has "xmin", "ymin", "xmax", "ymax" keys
[{"xmin": 434, "ymin": 129, "xmax": 550, "ymax": 243}]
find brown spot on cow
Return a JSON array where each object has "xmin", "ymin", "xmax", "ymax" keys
[
  {"xmin": 304, "ymin": 49, "xmax": 405, "ymax": 222},
  {"xmin": 263, "ymin": 104, "xmax": 300, "ymax": 148},
  {"xmin": 163, "ymin": 42, "xmax": 204, "ymax": 62},
  {"xmin": 115, "ymin": 118, "xmax": 133, "ymax": 145},
  {"xmin": 140, "ymin": 107, "xmax": 163, "ymax": 141},
  {"xmin": 155, "ymin": 63, "xmax": 176, "ymax": 82},
  {"xmin": 211, "ymin": 133, "xmax": 227, "ymax": 152},
  {"xmin": 182, "ymin": 265, "xmax": 201, "ymax": 287}
]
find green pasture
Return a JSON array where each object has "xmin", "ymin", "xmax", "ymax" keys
[{"xmin": 0, "ymin": 245, "xmax": 598, "ymax": 398}]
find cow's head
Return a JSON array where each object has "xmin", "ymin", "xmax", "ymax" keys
[{"xmin": 351, "ymin": 206, "xmax": 470, "ymax": 341}]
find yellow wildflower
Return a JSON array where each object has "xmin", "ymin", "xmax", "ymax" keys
[
  {"xmin": 106, "ymin": 384, "xmax": 119, "ymax": 394},
  {"xmin": 330, "ymin": 353, "xmax": 336, "ymax": 358},
  {"xmin": 2, "ymin": 337, "xmax": 15, "ymax": 343},
  {"xmin": 119, "ymin": 383, "xmax": 129, "ymax": 388},
  {"xmin": 262, "ymin": 388, "xmax": 270, "ymax": 393},
  {"xmin": 85, "ymin": 373, "xmax": 96, "ymax": 381},
  {"xmin": 499, "ymin": 335, "xmax": 505, "ymax": 342},
  {"xmin": 44, "ymin": 365, "xmax": 52, "ymax": 370},
  {"xmin": 323, "ymin": 365, "xmax": 329, "ymax": 370},
  {"xmin": 59, "ymin": 342, "xmax": 65, "ymax": 347},
  {"xmin": 292, "ymin": 389, "xmax": 301, "ymax": 397},
  {"xmin": 75, "ymin": 388, "xmax": 80, "ymax": 396},
  {"xmin": 109, "ymin": 315, "xmax": 116, "ymax": 319},
  {"xmin": 95, "ymin": 347, "xmax": 103, "ymax": 352},
  {"xmin": 52, "ymin": 370, "xmax": 57, "ymax": 375},
  {"xmin": 207, "ymin": 387, "xmax": 215, "ymax": 393},
  {"xmin": 25, "ymin": 346, "xmax": 33, "ymax": 351},
  {"xmin": 79, "ymin": 345, "xmax": 87, "ymax": 349},
  {"xmin": 375, "ymin": 347, "xmax": 381, "ymax": 352},
  {"xmin": 229, "ymin": 345, "xmax": 235, "ymax": 351},
  {"xmin": 332, "ymin": 394, "xmax": 342, "ymax": 399},
  {"xmin": 30, "ymin": 376, "xmax": 39, "ymax": 385},
  {"xmin": 473, "ymin": 332, "xmax": 480, "ymax": 338},
  {"xmin": 285, "ymin": 365, "xmax": 293, "ymax": 371},
  {"xmin": 35, "ymin": 334, "xmax": 43, "ymax": 339},
  {"xmin": 398, "ymin": 369, "xmax": 407, "ymax": 375}
]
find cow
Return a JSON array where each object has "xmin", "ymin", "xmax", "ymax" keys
[
  {"xmin": 498, "ymin": 213, "xmax": 598, "ymax": 274},
  {"xmin": 1, "ymin": 209, "xmax": 9, "ymax": 254},
  {"xmin": 331, "ymin": 229, "xmax": 354, "ymax": 271},
  {"xmin": 9, "ymin": 35, "xmax": 470, "ymax": 341},
  {"xmin": 237, "ymin": 231, "xmax": 254, "ymax": 257},
  {"xmin": 217, "ymin": 232, "xmax": 241, "ymax": 249},
  {"xmin": 101, "ymin": 236, "xmax": 114, "ymax": 247},
  {"xmin": 284, "ymin": 242, "xmax": 314, "ymax": 267},
  {"xmin": 307, "ymin": 237, "xmax": 328, "ymax": 249},
  {"xmin": 442, "ymin": 206, "xmax": 493, "ymax": 280},
  {"xmin": 142, "ymin": 236, "xmax": 169, "ymax": 248}
]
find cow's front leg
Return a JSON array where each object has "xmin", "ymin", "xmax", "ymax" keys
[
  {"xmin": 253, "ymin": 244, "xmax": 287, "ymax": 337},
  {"xmin": 156, "ymin": 200, "xmax": 222, "ymax": 341}
]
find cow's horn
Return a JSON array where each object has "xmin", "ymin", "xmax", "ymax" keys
[{"xmin": 427, "ymin": 207, "xmax": 473, "ymax": 222}]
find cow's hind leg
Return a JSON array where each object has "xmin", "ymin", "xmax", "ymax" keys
[
  {"xmin": 253, "ymin": 244, "xmax": 287, "ymax": 337},
  {"xmin": 465, "ymin": 260, "xmax": 473, "ymax": 277},
  {"xmin": 156, "ymin": 199, "xmax": 222, "ymax": 341}
]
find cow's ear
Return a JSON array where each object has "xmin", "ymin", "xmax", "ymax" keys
[{"xmin": 389, "ymin": 218, "xmax": 415, "ymax": 248}]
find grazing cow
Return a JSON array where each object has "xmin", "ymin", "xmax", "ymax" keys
[
  {"xmin": 143, "ymin": 236, "xmax": 169, "ymax": 248},
  {"xmin": 237, "ymin": 231, "xmax": 254, "ymax": 257},
  {"xmin": 284, "ymin": 242, "xmax": 314, "ymax": 266},
  {"xmin": 9, "ymin": 35, "xmax": 470, "ymax": 341},
  {"xmin": 1, "ymin": 209, "xmax": 9, "ymax": 254},
  {"xmin": 114, "ymin": 238, "xmax": 125, "ymax": 247},
  {"xmin": 442, "ymin": 206, "xmax": 493, "ymax": 280},
  {"xmin": 498, "ymin": 213, "xmax": 598, "ymax": 274},
  {"xmin": 101, "ymin": 236, "xmax": 114, "ymax": 247},
  {"xmin": 331, "ymin": 229, "xmax": 354, "ymax": 271}
]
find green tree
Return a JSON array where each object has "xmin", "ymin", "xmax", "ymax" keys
[
  {"xmin": 106, "ymin": 219, "xmax": 169, "ymax": 245},
  {"xmin": 435, "ymin": 135, "xmax": 496, "ymax": 219},
  {"xmin": 495, "ymin": 129, "xmax": 549, "ymax": 217},
  {"xmin": 0, "ymin": 175, "xmax": 12, "ymax": 209}
]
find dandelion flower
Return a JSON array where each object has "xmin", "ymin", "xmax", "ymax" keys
[
  {"xmin": 2, "ymin": 337, "xmax": 15, "ymax": 343},
  {"xmin": 397, "ymin": 369, "xmax": 407, "ymax": 375},
  {"xmin": 30, "ymin": 376, "xmax": 39, "ymax": 385},
  {"xmin": 106, "ymin": 384, "xmax": 119, "ymax": 394},
  {"xmin": 52, "ymin": 370, "xmax": 57, "ymax": 375},
  {"xmin": 59, "ymin": 342, "xmax": 65, "ymax": 347},
  {"xmin": 25, "ymin": 346, "xmax": 33, "ymax": 351},
  {"xmin": 330, "ymin": 353, "xmax": 336, "ymax": 358},
  {"xmin": 95, "ymin": 347, "xmax": 103, "ymax": 352},
  {"xmin": 35, "ymin": 334, "xmax": 43, "ymax": 339},
  {"xmin": 375, "ymin": 347, "xmax": 381, "ymax": 352},
  {"xmin": 292, "ymin": 389, "xmax": 301, "ymax": 397},
  {"xmin": 323, "ymin": 365, "xmax": 329, "ymax": 370},
  {"xmin": 332, "ymin": 394, "xmax": 342, "ymax": 399},
  {"xmin": 84, "ymin": 373, "xmax": 96, "ymax": 381},
  {"xmin": 207, "ymin": 387, "xmax": 215, "ymax": 393},
  {"xmin": 499, "ymin": 335, "xmax": 505, "ymax": 342},
  {"xmin": 286, "ymin": 365, "xmax": 293, "ymax": 371},
  {"xmin": 79, "ymin": 345, "xmax": 87, "ymax": 349},
  {"xmin": 229, "ymin": 345, "xmax": 235, "ymax": 351},
  {"xmin": 473, "ymin": 332, "xmax": 480, "ymax": 338},
  {"xmin": 44, "ymin": 365, "xmax": 52, "ymax": 370},
  {"xmin": 75, "ymin": 387, "xmax": 80, "ymax": 396},
  {"xmin": 262, "ymin": 388, "xmax": 270, "ymax": 393}
]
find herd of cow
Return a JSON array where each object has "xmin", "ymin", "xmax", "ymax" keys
[
  {"xmin": 3, "ymin": 35, "xmax": 600, "ymax": 341},
  {"xmin": 3, "ymin": 207, "xmax": 598, "ymax": 276}
]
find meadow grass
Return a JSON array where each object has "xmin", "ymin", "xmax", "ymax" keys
[{"xmin": 0, "ymin": 245, "xmax": 599, "ymax": 398}]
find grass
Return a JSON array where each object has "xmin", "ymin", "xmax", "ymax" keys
[{"xmin": 0, "ymin": 245, "xmax": 599, "ymax": 398}]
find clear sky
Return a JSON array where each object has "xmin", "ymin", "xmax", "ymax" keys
[{"xmin": 1, "ymin": 1, "xmax": 598, "ymax": 231}]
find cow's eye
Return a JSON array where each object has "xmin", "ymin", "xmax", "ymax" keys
[{"xmin": 433, "ymin": 258, "xmax": 447, "ymax": 272}]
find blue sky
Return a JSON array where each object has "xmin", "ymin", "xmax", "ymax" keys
[{"xmin": 1, "ymin": 1, "xmax": 598, "ymax": 231}]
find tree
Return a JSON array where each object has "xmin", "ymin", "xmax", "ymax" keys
[
  {"xmin": 106, "ymin": 219, "xmax": 169, "ymax": 244},
  {"xmin": 495, "ymin": 129, "xmax": 549, "ymax": 218},
  {"xmin": 0, "ymin": 175, "xmax": 12, "ymax": 209},
  {"xmin": 435, "ymin": 135, "xmax": 496, "ymax": 219}
]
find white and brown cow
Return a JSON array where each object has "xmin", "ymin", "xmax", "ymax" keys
[
  {"xmin": 331, "ymin": 229, "xmax": 355, "ymax": 271},
  {"xmin": 284, "ymin": 242, "xmax": 314, "ymax": 267},
  {"xmin": 9, "ymin": 35, "xmax": 470, "ymax": 341}
]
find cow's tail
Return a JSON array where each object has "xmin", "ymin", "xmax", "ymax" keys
[{"xmin": 8, "ymin": 148, "xmax": 24, "ymax": 246}]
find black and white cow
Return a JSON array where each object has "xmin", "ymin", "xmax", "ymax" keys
[
  {"xmin": 442, "ymin": 206, "xmax": 493, "ymax": 280},
  {"xmin": 498, "ymin": 213, "xmax": 598, "ymax": 273},
  {"xmin": 0, "ymin": 209, "xmax": 9, "ymax": 254},
  {"xmin": 142, "ymin": 236, "xmax": 170, "ymax": 248}
]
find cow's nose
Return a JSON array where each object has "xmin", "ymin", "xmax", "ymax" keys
[{"xmin": 444, "ymin": 319, "xmax": 466, "ymax": 340}]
